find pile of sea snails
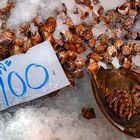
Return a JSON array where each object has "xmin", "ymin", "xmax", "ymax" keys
[{"xmin": 0, "ymin": 0, "xmax": 139, "ymax": 87}]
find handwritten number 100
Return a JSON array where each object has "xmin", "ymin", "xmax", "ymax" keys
[{"xmin": 0, "ymin": 63, "xmax": 49, "ymax": 107}]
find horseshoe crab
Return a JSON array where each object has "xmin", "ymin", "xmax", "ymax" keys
[{"xmin": 90, "ymin": 67, "xmax": 140, "ymax": 138}]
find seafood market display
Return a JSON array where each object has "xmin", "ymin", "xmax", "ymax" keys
[
  {"xmin": 0, "ymin": 0, "xmax": 139, "ymax": 138},
  {"xmin": 0, "ymin": 0, "xmax": 139, "ymax": 85}
]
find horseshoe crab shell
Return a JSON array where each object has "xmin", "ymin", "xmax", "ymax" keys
[{"xmin": 90, "ymin": 67, "xmax": 140, "ymax": 138}]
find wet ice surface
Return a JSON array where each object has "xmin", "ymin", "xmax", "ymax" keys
[
  {"xmin": 0, "ymin": 75, "xmax": 127, "ymax": 140},
  {"xmin": 133, "ymin": 55, "xmax": 140, "ymax": 67},
  {"xmin": 100, "ymin": 0, "xmax": 126, "ymax": 11}
]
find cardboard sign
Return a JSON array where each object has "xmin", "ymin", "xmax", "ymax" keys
[{"xmin": 0, "ymin": 41, "xmax": 69, "ymax": 111}]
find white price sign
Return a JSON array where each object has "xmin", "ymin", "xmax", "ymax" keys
[{"xmin": 0, "ymin": 41, "xmax": 69, "ymax": 111}]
